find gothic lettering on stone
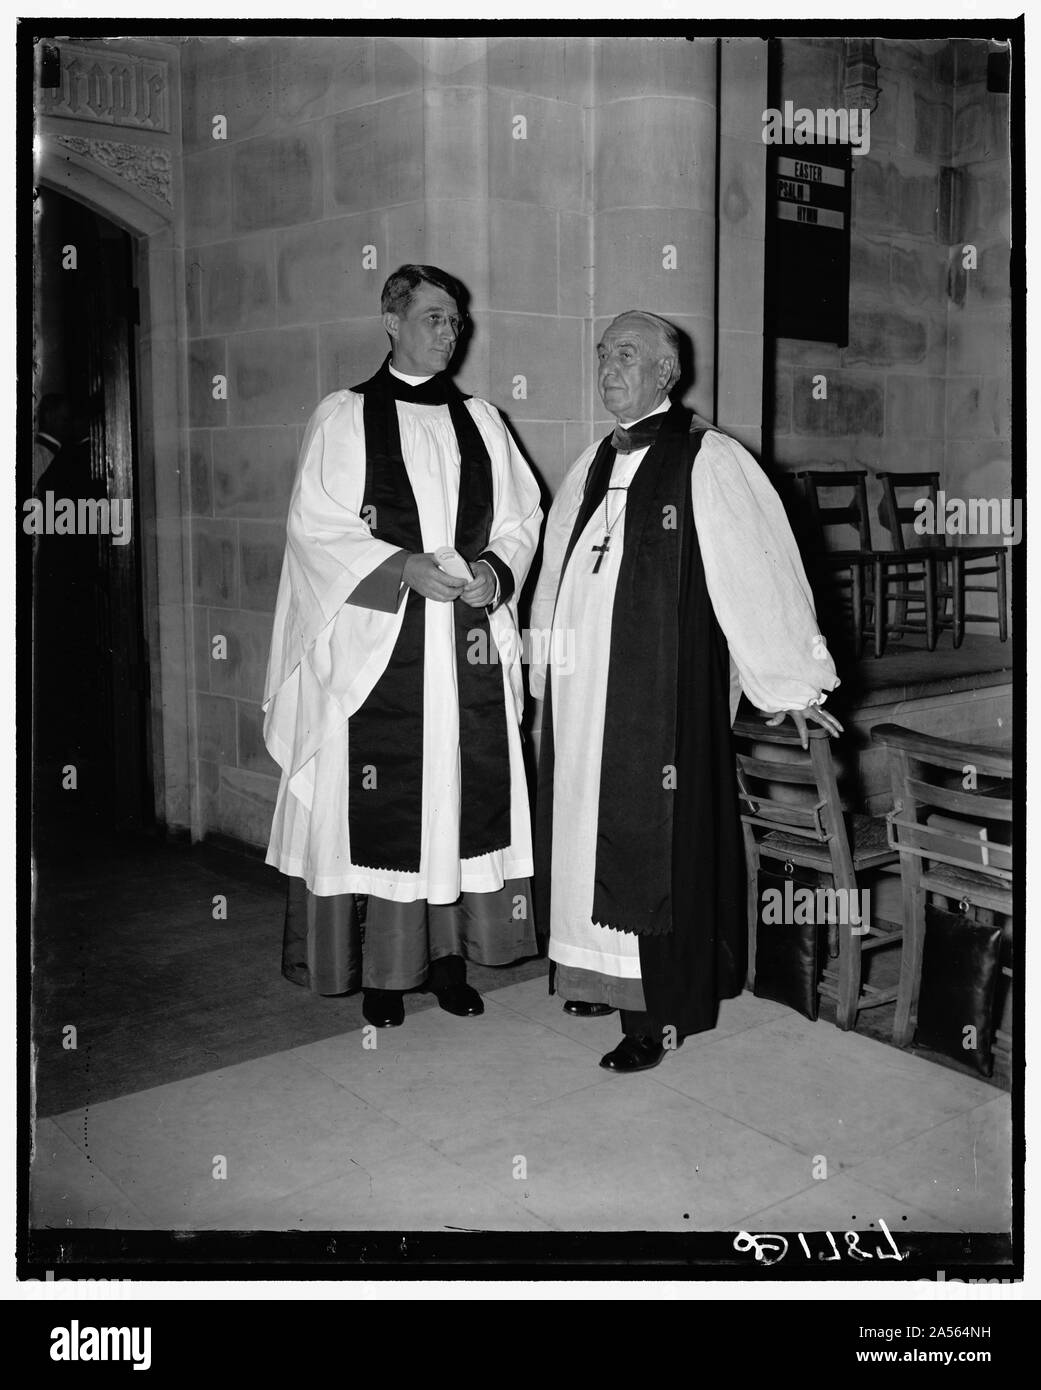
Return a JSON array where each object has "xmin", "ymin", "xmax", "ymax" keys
[
  {"xmin": 55, "ymin": 135, "xmax": 173, "ymax": 207},
  {"xmin": 39, "ymin": 46, "xmax": 169, "ymax": 133}
]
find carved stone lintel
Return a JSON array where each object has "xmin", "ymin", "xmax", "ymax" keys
[
  {"xmin": 844, "ymin": 38, "xmax": 881, "ymax": 114},
  {"xmin": 38, "ymin": 43, "xmax": 169, "ymax": 133},
  {"xmin": 55, "ymin": 135, "xmax": 172, "ymax": 207}
]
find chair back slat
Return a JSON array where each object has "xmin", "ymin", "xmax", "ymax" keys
[
  {"xmin": 886, "ymin": 814, "xmax": 1013, "ymax": 878},
  {"xmin": 871, "ymin": 721, "xmax": 1015, "ymax": 1051},
  {"xmin": 870, "ymin": 723, "xmax": 1012, "ymax": 779},
  {"xmin": 878, "ymin": 472, "xmax": 940, "ymax": 550},
  {"xmin": 738, "ymin": 801, "xmax": 830, "ymax": 838},
  {"xmin": 733, "ymin": 716, "xmax": 853, "ymax": 877},
  {"xmin": 735, "ymin": 752, "xmax": 820, "ymax": 787},
  {"xmin": 797, "ymin": 470, "xmax": 873, "ymax": 552},
  {"xmin": 905, "ymin": 775, "xmax": 1013, "ymax": 823}
]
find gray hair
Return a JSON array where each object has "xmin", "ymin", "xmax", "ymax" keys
[{"xmin": 609, "ymin": 310, "xmax": 682, "ymax": 391}]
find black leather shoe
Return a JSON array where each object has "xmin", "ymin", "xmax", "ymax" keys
[
  {"xmin": 362, "ymin": 989, "xmax": 404, "ymax": 1028},
  {"xmin": 433, "ymin": 982, "xmax": 485, "ymax": 1018},
  {"xmin": 563, "ymin": 1000, "xmax": 617, "ymax": 1017},
  {"xmin": 599, "ymin": 1035, "xmax": 665, "ymax": 1072}
]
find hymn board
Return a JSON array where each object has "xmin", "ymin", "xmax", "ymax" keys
[{"xmin": 767, "ymin": 138, "xmax": 853, "ymax": 345}]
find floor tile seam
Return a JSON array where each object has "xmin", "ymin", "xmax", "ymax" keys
[
  {"xmin": 844, "ymin": 1180, "xmax": 1013, "ymax": 1236},
  {"xmin": 474, "ymin": 1001, "xmax": 623, "ymax": 1056},
  {"xmin": 44, "ymin": 1028, "xmax": 439, "ymax": 1132},
  {"xmin": 38, "ymin": 1135, "xmax": 447, "ymax": 1227},
  {"xmin": 281, "ymin": 1036, "xmax": 483, "ymax": 1139},
  {"xmin": 367, "ymin": 1071, "xmax": 646, "ymax": 1151},
  {"xmin": 424, "ymin": 1072, "xmax": 639, "ymax": 1156},
  {"xmin": 631, "ymin": 1069, "xmax": 978, "ymax": 1168},
  {"xmin": 839, "ymin": 1093, "xmax": 1015, "ymax": 1186},
  {"xmin": 191, "ymin": 1147, "xmax": 562, "ymax": 1234},
  {"xmin": 186, "ymin": 1140, "xmax": 460, "ymax": 1221},
  {"xmin": 33, "ymin": 1121, "xmax": 165, "ymax": 1227},
  {"xmin": 732, "ymin": 1174, "xmax": 972, "ymax": 1236},
  {"xmin": 486, "ymin": 992, "xmax": 789, "ymax": 1055},
  {"xmin": 284, "ymin": 993, "xmax": 626, "ymax": 1070},
  {"xmin": 40, "ymin": 1005, "xmax": 1001, "ymax": 1159},
  {"xmin": 37, "ymin": 1010, "xmax": 556, "ymax": 1129},
  {"xmin": 636, "ymin": 1068, "xmax": 860, "ymax": 1155},
  {"xmin": 848, "ymin": 1158, "xmax": 1014, "ymax": 1230}
]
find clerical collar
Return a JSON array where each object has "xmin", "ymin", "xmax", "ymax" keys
[
  {"xmin": 611, "ymin": 399, "xmax": 673, "ymax": 454},
  {"xmin": 617, "ymin": 399, "xmax": 670, "ymax": 428},
  {"xmin": 389, "ymin": 363, "xmax": 434, "ymax": 386},
  {"xmin": 368, "ymin": 354, "xmax": 455, "ymax": 406}
]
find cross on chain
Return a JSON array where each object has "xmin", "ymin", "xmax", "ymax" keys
[{"xmin": 591, "ymin": 485, "xmax": 629, "ymax": 574}]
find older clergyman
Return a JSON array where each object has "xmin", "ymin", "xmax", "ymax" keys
[
  {"xmin": 263, "ymin": 265, "xmax": 543, "ymax": 1030},
  {"xmin": 530, "ymin": 311, "xmax": 842, "ymax": 1073}
]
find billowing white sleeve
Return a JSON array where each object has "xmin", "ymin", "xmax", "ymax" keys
[
  {"xmin": 528, "ymin": 446, "xmax": 597, "ymax": 701},
  {"xmin": 262, "ymin": 391, "xmax": 411, "ymax": 800},
  {"xmin": 692, "ymin": 430, "xmax": 840, "ymax": 715},
  {"xmin": 469, "ymin": 400, "xmax": 544, "ymax": 606},
  {"xmin": 280, "ymin": 391, "xmax": 407, "ymax": 639}
]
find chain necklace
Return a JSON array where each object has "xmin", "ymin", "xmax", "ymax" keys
[{"xmin": 590, "ymin": 485, "xmax": 630, "ymax": 574}]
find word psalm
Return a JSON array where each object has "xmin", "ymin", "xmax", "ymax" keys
[
  {"xmin": 762, "ymin": 101, "xmax": 871, "ymax": 156},
  {"xmin": 23, "ymin": 492, "xmax": 131, "ymax": 546},
  {"xmin": 50, "ymin": 1321, "xmax": 151, "ymax": 1371}
]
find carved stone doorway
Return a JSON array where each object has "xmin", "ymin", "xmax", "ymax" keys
[
  {"xmin": 33, "ymin": 188, "xmax": 153, "ymax": 836},
  {"xmin": 34, "ymin": 35, "xmax": 193, "ymax": 837}
]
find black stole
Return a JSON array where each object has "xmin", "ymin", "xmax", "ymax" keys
[
  {"xmin": 535, "ymin": 402, "xmax": 746, "ymax": 1035},
  {"xmin": 346, "ymin": 356, "xmax": 511, "ymax": 872}
]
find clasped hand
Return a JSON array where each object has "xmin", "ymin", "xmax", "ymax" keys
[{"xmin": 403, "ymin": 553, "xmax": 496, "ymax": 607}]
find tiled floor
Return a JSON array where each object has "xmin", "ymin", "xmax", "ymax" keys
[{"xmin": 31, "ymin": 976, "xmax": 1011, "ymax": 1235}]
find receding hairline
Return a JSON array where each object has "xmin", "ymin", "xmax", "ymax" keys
[{"xmin": 598, "ymin": 311, "xmax": 678, "ymax": 356}]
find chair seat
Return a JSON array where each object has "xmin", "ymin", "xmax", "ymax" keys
[
  {"xmin": 921, "ymin": 861, "xmax": 1012, "ymax": 914},
  {"xmin": 759, "ymin": 813, "xmax": 897, "ymax": 872}
]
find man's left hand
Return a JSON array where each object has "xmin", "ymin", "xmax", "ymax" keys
[
  {"xmin": 764, "ymin": 704, "xmax": 844, "ymax": 749},
  {"xmin": 460, "ymin": 560, "xmax": 497, "ymax": 608}
]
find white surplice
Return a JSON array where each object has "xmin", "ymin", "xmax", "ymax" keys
[
  {"xmin": 529, "ymin": 423, "xmax": 840, "ymax": 981},
  {"xmin": 263, "ymin": 387, "xmax": 543, "ymax": 902}
]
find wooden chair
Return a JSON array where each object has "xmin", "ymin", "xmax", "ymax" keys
[
  {"xmin": 733, "ymin": 711, "xmax": 901, "ymax": 1030},
  {"xmin": 878, "ymin": 472, "xmax": 1009, "ymax": 650},
  {"xmin": 798, "ymin": 470, "xmax": 942, "ymax": 658},
  {"xmin": 869, "ymin": 723, "xmax": 1012, "ymax": 1063},
  {"xmin": 796, "ymin": 470, "xmax": 878, "ymax": 654}
]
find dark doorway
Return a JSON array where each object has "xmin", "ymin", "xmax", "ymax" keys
[{"xmin": 32, "ymin": 188, "xmax": 153, "ymax": 841}]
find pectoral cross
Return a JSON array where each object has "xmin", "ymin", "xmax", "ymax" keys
[{"xmin": 591, "ymin": 535, "xmax": 611, "ymax": 573}]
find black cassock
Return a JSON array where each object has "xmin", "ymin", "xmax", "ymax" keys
[{"xmin": 535, "ymin": 403, "xmax": 747, "ymax": 1039}]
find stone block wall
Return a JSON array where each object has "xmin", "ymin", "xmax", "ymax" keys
[
  {"xmin": 178, "ymin": 34, "xmax": 728, "ymax": 845},
  {"xmin": 945, "ymin": 40, "xmax": 1013, "ymax": 621},
  {"xmin": 591, "ymin": 38, "xmax": 719, "ymax": 440},
  {"xmin": 178, "ymin": 34, "xmax": 1007, "ymax": 849},
  {"xmin": 771, "ymin": 38, "xmax": 949, "ymax": 519},
  {"xmin": 770, "ymin": 38, "xmax": 1011, "ymax": 555}
]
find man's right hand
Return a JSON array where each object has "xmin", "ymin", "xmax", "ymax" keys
[{"xmin": 402, "ymin": 552, "xmax": 469, "ymax": 602}]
